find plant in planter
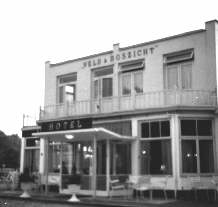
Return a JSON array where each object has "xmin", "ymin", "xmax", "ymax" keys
[{"xmin": 19, "ymin": 168, "xmax": 35, "ymax": 198}]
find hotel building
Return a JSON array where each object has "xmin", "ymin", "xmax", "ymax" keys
[{"xmin": 21, "ymin": 20, "xmax": 218, "ymax": 197}]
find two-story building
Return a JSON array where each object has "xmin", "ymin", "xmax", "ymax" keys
[{"xmin": 21, "ymin": 20, "xmax": 218, "ymax": 197}]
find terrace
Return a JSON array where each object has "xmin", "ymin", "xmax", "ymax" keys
[{"xmin": 39, "ymin": 90, "xmax": 217, "ymax": 120}]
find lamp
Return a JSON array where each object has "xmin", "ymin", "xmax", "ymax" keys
[{"xmin": 65, "ymin": 134, "xmax": 74, "ymax": 139}]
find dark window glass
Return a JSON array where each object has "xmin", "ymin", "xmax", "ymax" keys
[
  {"xmin": 141, "ymin": 123, "xmax": 149, "ymax": 138},
  {"xmin": 26, "ymin": 138, "xmax": 40, "ymax": 147},
  {"xmin": 140, "ymin": 140, "xmax": 172, "ymax": 175},
  {"xmin": 24, "ymin": 149, "xmax": 39, "ymax": 172},
  {"xmin": 102, "ymin": 78, "xmax": 112, "ymax": 97},
  {"xmin": 182, "ymin": 140, "xmax": 197, "ymax": 173},
  {"xmin": 181, "ymin": 120, "xmax": 196, "ymax": 136},
  {"xmin": 161, "ymin": 121, "xmax": 170, "ymax": 137},
  {"xmin": 150, "ymin": 122, "xmax": 160, "ymax": 137},
  {"xmin": 197, "ymin": 120, "xmax": 212, "ymax": 136},
  {"xmin": 199, "ymin": 140, "xmax": 214, "ymax": 173}
]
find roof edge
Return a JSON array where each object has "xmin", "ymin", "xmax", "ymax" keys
[{"xmin": 49, "ymin": 29, "xmax": 205, "ymax": 68}]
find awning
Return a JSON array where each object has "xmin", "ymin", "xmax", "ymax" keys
[{"xmin": 32, "ymin": 127, "xmax": 136, "ymax": 142}]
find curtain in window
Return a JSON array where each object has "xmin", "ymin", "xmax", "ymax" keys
[
  {"xmin": 25, "ymin": 149, "xmax": 39, "ymax": 172},
  {"xmin": 134, "ymin": 72, "xmax": 143, "ymax": 93},
  {"xmin": 167, "ymin": 66, "xmax": 178, "ymax": 89},
  {"xmin": 102, "ymin": 78, "xmax": 112, "ymax": 97},
  {"xmin": 181, "ymin": 63, "xmax": 192, "ymax": 89},
  {"xmin": 122, "ymin": 74, "xmax": 131, "ymax": 95}
]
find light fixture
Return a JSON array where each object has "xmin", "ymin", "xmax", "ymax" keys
[{"xmin": 65, "ymin": 134, "xmax": 74, "ymax": 139}]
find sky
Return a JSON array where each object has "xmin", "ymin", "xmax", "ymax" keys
[{"xmin": 0, "ymin": 0, "xmax": 217, "ymax": 136}]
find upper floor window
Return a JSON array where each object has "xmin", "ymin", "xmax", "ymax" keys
[
  {"xmin": 120, "ymin": 60, "xmax": 144, "ymax": 96},
  {"xmin": 164, "ymin": 49, "xmax": 194, "ymax": 90},
  {"xmin": 57, "ymin": 73, "xmax": 77, "ymax": 104},
  {"xmin": 92, "ymin": 67, "xmax": 113, "ymax": 99}
]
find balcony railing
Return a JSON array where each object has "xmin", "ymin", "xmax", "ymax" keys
[{"xmin": 39, "ymin": 90, "xmax": 217, "ymax": 120}]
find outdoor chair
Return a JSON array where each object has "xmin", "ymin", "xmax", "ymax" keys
[
  {"xmin": 150, "ymin": 176, "xmax": 168, "ymax": 200},
  {"xmin": 109, "ymin": 177, "xmax": 125, "ymax": 198},
  {"xmin": 190, "ymin": 176, "xmax": 213, "ymax": 201},
  {"xmin": 132, "ymin": 176, "xmax": 151, "ymax": 200},
  {"xmin": 212, "ymin": 176, "xmax": 218, "ymax": 201}
]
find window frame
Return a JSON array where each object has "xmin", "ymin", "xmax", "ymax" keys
[
  {"xmin": 57, "ymin": 73, "xmax": 77, "ymax": 104},
  {"xmin": 139, "ymin": 119, "xmax": 172, "ymax": 175},
  {"xmin": 179, "ymin": 118, "xmax": 215, "ymax": 176},
  {"xmin": 120, "ymin": 70, "xmax": 144, "ymax": 96},
  {"xmin": 164, "ymin": 61, "xmax": 193, "ymax": 90},
  {"xmin": 92, "ymin": 67, "xmax": 113, "ymax": 99}
]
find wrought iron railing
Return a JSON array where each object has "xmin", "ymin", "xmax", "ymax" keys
[{"xmin": 40, "ymin": 90, "xmax": 217, "ymax": 120}]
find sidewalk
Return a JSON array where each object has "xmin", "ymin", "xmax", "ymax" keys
[{"xmin": 0, "ymin": 190, "xmax": 217, "ymax": 207}]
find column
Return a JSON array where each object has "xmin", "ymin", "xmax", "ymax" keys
[
  {"xmin": 171, "ymin": 114, "xmax": 180, "ymax": 194},
  {"xmin": 131, "ymin": 118, "xmax": 140, "ymax": 176},
  {"xmin": 106, "ymin": 139, "xmax": 110, "ymax": 195},
  {"xmin": 20, "ymin": 138, "xmax": 26, "ymax": 173}
]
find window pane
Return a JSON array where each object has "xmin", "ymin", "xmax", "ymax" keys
[
  {"xmin": 102, "ymin": 78, "xmax": 112, "ymax": 97},
  {"xmin": 24, "ymin": 149, "xmax": 39, "ymax": 173},
  {"xmin": 94, "ymin": 80, "xmax": 99, "ymax": 99},
  {"xmin": 166, "ymin": 66, "xmax": 178, "ymax": 89},
  {"xmin": 59, "ymin": 86, "xmax": 64, "ymax": 103},
  {"xmin": 141, "ymin": 122, "xmax": 149, "ymax": 138},
  {"xmin": 197, "ymin": 120, "xmax": 212, "ymax": 136},
  {"xmin": 115, "ymin": 144, "xmax": 131, "ymax": 174},
  {"xmin": 48, "ymin": 144, "xmax": 61, "ymax": 173},
  {"xmin": 134, "ymin": 72, "xmax": 143, "ymax": 93},
  {"xmin": 182, "ymin": 140, "xmax": 197, "ymax": 173},
  {"xmin": 122, "ymin": 74, "xmax": 131, "ymax": 95},
  {"xmin": 199, "ymin": 140, "xmax": 214, "ymax": 173},
  {"xmin": 26, "ymin": 138, "xmax": 40, "ymax": 147},
  {"xmin": 140, "ymin": 140, "xmax": 172, "ymax": 175},
  {"xmin": 181, "ymin": 63, "xmax": 192, "ymax": 89},
  {"xmin": 181, "ymin": 120, "xmax": 196, "ymax": 136},
  {"xmin": 161, "ymin": 121, "xmax": 170, "ymax": 137},
  {"xmin": 150, "ymin": 122, "xmax": 160, "ymax": 137},
  {"xmin": 65, "ymin": 85, "xmax": 76, "ymax": 103}
]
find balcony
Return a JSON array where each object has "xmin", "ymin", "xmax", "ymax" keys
[{"xmin": 39, "ymin": 90, "xmax": 217, "ymax": 120}]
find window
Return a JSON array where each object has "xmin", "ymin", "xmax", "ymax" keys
[
  {"xmin": 121, "ymin": 70, "xmax": 143, "ymax": 95},
  {"xmin": 181, "ymin": 119, "xmax": 214, "ymax": 174},
  {"xmin": 57, "ymin": 73, "xmax": 77, "ymax": 104},
  {"xmin": 24, "ymin": 138, "xmax": 40, "ymax": 173},
  {"xmin": 120, "ymin": 60, "xmax": 144, "ymax": 96},
  {"xmin": 92, "ymin": 67, "xmax": 113, "ymax": 99},
  {"xmin": 24, "ymin": 149, "xmax": 40, "ymax": 172},
  {"xmin": 164, "ymin": 49, "xmax": 193, "ymax": 90},
  {"xmin": 48, "ymin": 142, "xmax": 61, "ymax": 173},
  {"xmin": 140, "ymin": 120, "xmax": 172, "ymax": 175}
]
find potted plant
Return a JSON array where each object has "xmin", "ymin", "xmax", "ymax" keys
[{"xmin": 19, "ymin": 168, "xmax": 35, "ymax": 198}]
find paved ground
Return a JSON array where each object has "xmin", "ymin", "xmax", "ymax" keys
[{"xmin": 0, "ymin": 191, "xmax": 217, "ymax": 207}]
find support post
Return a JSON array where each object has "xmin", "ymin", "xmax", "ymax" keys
[
  {"xmin": 92, "ymin": 134, "xmax": 97, "ymax": 198},
  {"xmin": 106, "ymin": 139, "xmax": 110, "ymax": 196}
]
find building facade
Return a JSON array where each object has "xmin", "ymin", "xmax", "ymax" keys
[{"xmin": 21, "ymin": 20, "xmax": 218, "ymax": 197}]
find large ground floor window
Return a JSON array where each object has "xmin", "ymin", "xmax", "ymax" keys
[
  {"xmin": 140, "ymin": 120, "xmax": 172, "ymax": 175},
  {"xmin": 180, "ymin": 119, "xmax": 214, "ymax": 174},
  {"xmin": 24, "ymin": 149, "xmax": 39, "ymax": 173}
]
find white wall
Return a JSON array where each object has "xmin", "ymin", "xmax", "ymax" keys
[{"xmin": 43, "ymin": 21, "xmax": 217, "ymax": 107}]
